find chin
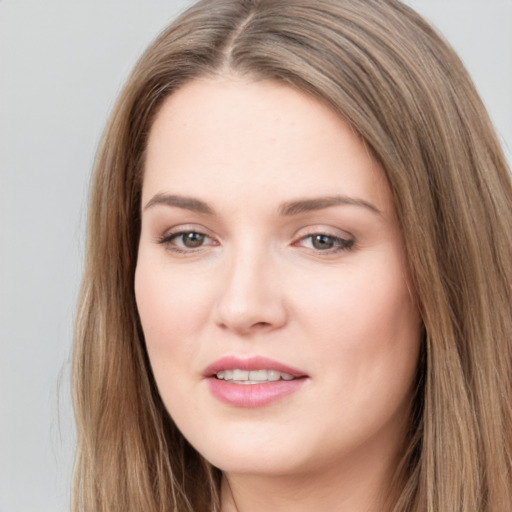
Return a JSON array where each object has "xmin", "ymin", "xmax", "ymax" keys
[
  {"xmin": 186, "ymin": 424, "xmax": 312, "ymax": 476},
  {"xmin": 206, "ymin": 449, "xmax": 306, "ymax": 477}
]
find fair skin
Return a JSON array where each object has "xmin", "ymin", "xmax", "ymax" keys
[{"xmin": 135, "ymin": 76, "xmax": 421, "ymax": 512}]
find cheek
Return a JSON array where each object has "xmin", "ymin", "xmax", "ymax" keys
[
  {"xmin": 135, "ymin": 256, "xmax": 210, "ymax": 344},
  {"xmin": 134, "ymin": 260, "xmax": 206, "ymax": 401},
  {"xmin": 134, "ymin": 258, "xmax": 208, "ymax": 419},
  {"xmin": 293, "ymin": 258, "xmax": 420, "ymax": 405},
  {"xmin": 294, "ymin": 260, "xmax": 417, "ymax": 340}
]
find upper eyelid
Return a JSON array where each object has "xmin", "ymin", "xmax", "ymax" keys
[
  {"xmin": 161, "ymin": 230, "xmax": 215, "ymax": 244},
  {"xmin": 158, "ymin": 231, "xmax": 217, "ymax": 253},
  {"xmin": 292, "ymin": 224, "xmax": 354, "ymax": 240},
  {"xmin": 159, "ymin": 224, "xmax": 215, "ymax": 238},
  {"xmin": 294, "ymin": 233, "xmax": 353, "ymax": 246},
  {"xmin": 293, "ymin": 233, "xmax": 356, "ymax": 255}
]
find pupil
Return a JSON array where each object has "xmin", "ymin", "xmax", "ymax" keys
[
  {"xmin": 184, "ymin": 232, "xmax": 204, "ymax": 248},
  {"xmin": 312, "ymin": 234, "xmax": 334, "ymax": 250}
]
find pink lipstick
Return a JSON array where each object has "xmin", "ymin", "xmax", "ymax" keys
[{"xmin": 203, "ymin": 356, "xmax": 308, "ymax": 408}]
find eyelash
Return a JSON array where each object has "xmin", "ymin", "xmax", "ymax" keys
[
  {"xmin": 294, "ymin": 233, "xmax": 355, "ymax": 253},
  {"xmin": 157, "ymin": 230, "xmax": 355, "ymax": 255},
  {"xmin": 157, "ymin": 231, "xmax": 217, "ymax": 253}
]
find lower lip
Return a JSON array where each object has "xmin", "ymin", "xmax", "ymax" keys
[{"xmin": 206, "ymin": 377, "xmax": 306, "ymax": 408}]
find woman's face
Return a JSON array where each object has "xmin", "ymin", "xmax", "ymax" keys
[{"xmin": 135, "ymin": 77, "xmax": 421, "ymax": 480}]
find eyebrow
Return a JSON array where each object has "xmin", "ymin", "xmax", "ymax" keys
[
  {"xmin": 143, "ymin": 193, "xmax": 381, "ymax": 216},
  {"xmin": 279, "ymin": 196, "xmax": 381, "ymax": 216},
  {"xmin": 144, "ymin": 193, "xmax": 214, "ymax": 214}
]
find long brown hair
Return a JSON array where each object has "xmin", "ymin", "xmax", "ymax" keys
[{"xmin": 72, "ymin": 1, "xmax": 512, "ymax": 510}]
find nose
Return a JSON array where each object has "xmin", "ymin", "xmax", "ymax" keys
[{"xmin": 213, "ymin": 244, "xmax": 288, "ymax": 336}]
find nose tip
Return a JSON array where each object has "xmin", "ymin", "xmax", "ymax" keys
[
  {"xmin": 214, "ymin": 257, "xmax": 287, "ymax": 336},
  {"xmin": 217, "ymin": 310, "xmax": 278, "ymax": 336}
]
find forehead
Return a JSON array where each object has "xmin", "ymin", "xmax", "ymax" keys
[{"xmin": 143, "ymin": 76, "xmax": 392, "ymax": 215}]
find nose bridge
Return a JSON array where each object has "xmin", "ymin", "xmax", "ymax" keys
[{"xmin": 214, "ymin": 235, "xmax": 286, "ymax": 334}]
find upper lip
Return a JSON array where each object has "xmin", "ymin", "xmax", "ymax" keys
[{"xmin": 202, "ymin": 356, "xmax": 307, "ymax": 378}]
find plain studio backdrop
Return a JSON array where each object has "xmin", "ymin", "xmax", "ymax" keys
[{"xmin": 0, "ymin": 1, "xmax": 510, "ymax": 511}]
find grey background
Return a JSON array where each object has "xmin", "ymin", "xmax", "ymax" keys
[{"xmin": 0, "ymin": 1, "xmax": 510, "ymax": 511}]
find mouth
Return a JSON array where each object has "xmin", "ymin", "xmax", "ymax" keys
[
  {"xmin": 215, "ymin": 368, "xmax": 297, "ymax": 384},
  {"xmin": 204, "ymin": 355, "xmax": 307, "ymax": 380},
  {"xmin": 203, "ymin": 356, "xmax": 308, "ymax": 407}
]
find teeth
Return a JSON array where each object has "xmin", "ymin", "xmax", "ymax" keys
[
  {"xmin": 267, "ymin": 370, "xmax": 280, "ymax": 381},
  {"xmin": 233, "ymin": 369, "xmax": 249, "ymax": 380},
  {"xmin": 249, "ymin": 370, "xmax": 267, "ymax": 381},
  {"xmin": 215, "ymin": 369, "xmax": 297, "ymax": 383}
]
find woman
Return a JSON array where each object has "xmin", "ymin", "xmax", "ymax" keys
[{"xmin": 72, "ymin": 0, "xmax": 512, "ymax": 511}]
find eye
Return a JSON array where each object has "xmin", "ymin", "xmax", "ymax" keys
[
  {"xmin": 175, "ymin": 232, "xmax": 207, "ymax": 248},
  {"xmin": 158, "ymin": 230, "xmax": 216, "ymax": 252},
  {"xmin": 296, "ymin": 233, "xmax": 354, "ymax": 253}
]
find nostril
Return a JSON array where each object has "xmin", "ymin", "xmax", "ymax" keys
[{"xmin": 253, "ymin": 321, "xmax": 271, "ymax": 329}]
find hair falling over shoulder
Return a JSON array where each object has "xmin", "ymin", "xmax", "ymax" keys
[{"xmin": 72, "ymin": 1, "xmax": 512, "ymax": 510}]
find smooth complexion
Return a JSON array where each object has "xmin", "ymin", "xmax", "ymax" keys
[{"xmin": 135, "ymin": 77, "xmax": 421, "ymax": 512}]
